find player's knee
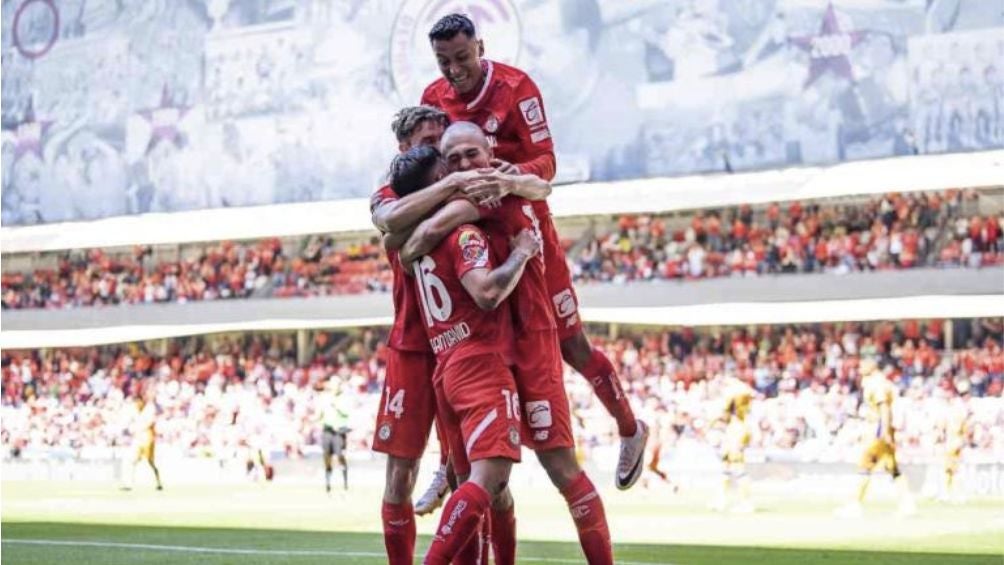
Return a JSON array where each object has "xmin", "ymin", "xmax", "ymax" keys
[
  {"xmin": 492, "ymin": 486, "xmax": 514, "ymax": 511},
  {"xmin": 559, "ymin": 332, "xmax": 592, "ymax": 369},
  {"xmin": 383, "ymin": 456, "xmax": 419, "ymax": 503},
  {"xmin": 537, "ymin": 447, "xmax": 581, "ymax": 490}
]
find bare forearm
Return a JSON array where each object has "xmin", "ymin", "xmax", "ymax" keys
[
  {"xmin": 372, "ymin": 179, "xmax": 456, "ymax": 233},
  {"xmin": 511, "ymin": 174, "xmax": 551, "ymax": 201},
  {"xmin": 383, "ymin": 228, "xmax": 414, "ymax": 253},
  {"xmin": 484, "ymin": 250, "xmax": 533, "ymax": 305}
]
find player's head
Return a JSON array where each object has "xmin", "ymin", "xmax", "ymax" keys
[
  {"xmin": 440, "ymin": 121, "xmax": 492, "ymax": 172},
  {"xmin": 429, "ymin": 13, "xmax": 484, "ymax": 95},
  {"xmin": 389, "ymin": 144, "xmax": 445, "ymax": 197},
  {"xmin": 391, "ymin": 105, "xmax": 449, "ymax": 152}
]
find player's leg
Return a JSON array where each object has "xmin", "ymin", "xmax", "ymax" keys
[
  {"xmin": 146, "ymin": 442, "xmax": 163, "ymax": 490},
  {"xmin": 373, "ymin": 350, "xmax": 438, "ymax": 564},
  {"xmin": 536, "ymin": 447, "xmax": 614, "ymax": 565},
  {"xmin": 336, "ymin": 431, "xmax": 349, "ymax": 490},
  {"xmin": 425, "ymin": 354, "xmax": 521, "ymax": 565},
  {"xmin": 416, "ymin": 416, "xmax": 452, "ymax": 515},
  {"xmin": 553, "ymin": 297, "xmax": 648, "ymax": 488},
  {"xmin": 838, "ymin": 443, "xmax": 877, "ymax": 517},
  {"xmin": 322, "ymin": 430, "xmax": 335, "ymax": 493}
]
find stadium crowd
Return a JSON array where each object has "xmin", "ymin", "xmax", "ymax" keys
[
  {"xmin": 3, "ymin": 191, "xmax": 1000, "ymax": 310},
  {"xmin": 3, "ymin": 319, "xmax": 1001, "ymax": 465},
  {"xmin": 571, "ymin": 190, "xmax": 1002, "ymax": 283}
]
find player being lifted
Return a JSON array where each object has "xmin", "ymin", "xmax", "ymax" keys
[
  {"xmin": 387, "ymin": 143, "xmax": 541, "ymax": 564},
  {"xmin": 418, "ymin": 11, "xmax": 648, "ymax": 490},
  {"xmin": 838, "ymin": 359, "xmax": 916, "ymax": 517},
  {"xmin": 122, "ymin": 390, "xmax": 163, "ymax": 491},
  {"xmin": 710, "ymin": 376, "xmax": 754, "ymax": 513},
  {"xmin": 320, "ymin": 378, "xmax": 351, "ymax": 492},
  {"xmin": 399, "ymin": 123, "xmax": 614, "ymax": 565}
]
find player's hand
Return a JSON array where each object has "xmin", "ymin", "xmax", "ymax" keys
[
  {"xmin": 462, "ymin": 169, "xmax": 514, "ymax": 207},
  {"xmin": 490, "ymin": 158, "xmax": 519, "ymax": 175},
  {"xmin": 511, "ymin": 228, "xmax": 542, "ymax": 258}
]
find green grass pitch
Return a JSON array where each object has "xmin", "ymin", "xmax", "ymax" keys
[{"xmin": 2, "ymin": 479, "xmax": 1002, "ymax": 564}]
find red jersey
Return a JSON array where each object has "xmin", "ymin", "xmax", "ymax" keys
[
  {"xmin": 476, "ymin": 196, "xmax": 556, "ymax": 333},
  {"xmin": 412, "ymin": 224, "xmax": 514, "ymax": 364},
  {"xmin": 370, "ymin": 185, "xmax": 432, "ymax": 353},
  {"xmin": 421, "ymin": 59, "xmax": 556, "ymax": 217}
]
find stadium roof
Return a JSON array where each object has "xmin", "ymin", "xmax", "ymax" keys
[{"xmin": 2, "ymin": 150, "xmax": 1002, "ymax": 254}]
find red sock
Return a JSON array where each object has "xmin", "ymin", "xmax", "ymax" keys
[
  {"xmin": 381, "ymin": 501, "xmax": 416, "ymax": 565},
  {"xmin": 490, "ymin": 502, "xmax": 517, "ymax": 565},
  {"xmin": 560, "ymin": 472, "xmax": 613, "ymax": 565},
  {"xmin": 453, "ymin": 517, "xmax": 486, "ymax": 565},
  {"xmin": 424, "ymin": 482, "xmax": 491, "ymax": 565},
  {"xmin": 580, "ymin": 349, "xmax": 637, "ymax": 437}
]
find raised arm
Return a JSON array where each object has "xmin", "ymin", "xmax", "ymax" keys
[
  {"xmin": 460, "ymin": 229, "xmax": 541, "ymax": 311},
  {"xmin": 371, "ymin": 174, "xmax": 461, "ymax": 234},
  {"xmin": 461, "ymin": 170, "xmax": 551, "ymax": 206},
  {"xmin": 399, "ymin": 199, "xmax": 480, "ymax": 264}
]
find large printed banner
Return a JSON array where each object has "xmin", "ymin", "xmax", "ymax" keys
[{"xmin": 2, "ymin": 0, "xmax": 1003, "ymax": 225}]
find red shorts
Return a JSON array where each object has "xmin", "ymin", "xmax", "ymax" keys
[
  {"xmin": 540, "ymin": 214, "xmax": 582, "ymax": 341},
  {"xmin": 512, "ymin": 330, "xmax": 574, "ymax": 450},
  {"xmin": 434, "ymin": 353, "xmax": 522, "ymax": 477},
  {"xmin": 372, "ymin": 349, "xmax": 438, "ymax": 459}
]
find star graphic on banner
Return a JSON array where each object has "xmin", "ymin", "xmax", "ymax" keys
[
  {"xmin": 789, "ymin": 2, "xmax": 867, "ymax": 88},
  {"xmin": 10, "ymin": 98, "xmax": 52, "ymax": 160},
  {"xmin": 138, "ymin": 85, "xmax": 190, "ymax": 144}
]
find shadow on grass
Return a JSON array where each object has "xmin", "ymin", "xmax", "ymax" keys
[{"xmin": 2, "ymin": 521, "xmax": 999, "ymax": 565}]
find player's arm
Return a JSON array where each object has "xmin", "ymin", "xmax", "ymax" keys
[
  {"xmin": 502, "ymin": 77, "xmax": 556, "ymax": 181},
  {"xmin": 461, "ymin": 169, "xmax": 551, "ymax": 206},
  {"xmin": 383, "ymin": 227, "xmax": 415, "ymax": 253},
  {"xmin": 461, "ymin": 229, "xmax": 541, "ymax": 311},
  {"xmin": 399, "ymin": 199, "xmax": 481, "ymax": 265},
  {"xmin": 371, "ymin": 176, "xmax": 458, "ymax": 234}
]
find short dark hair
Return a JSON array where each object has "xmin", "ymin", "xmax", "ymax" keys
[
  {"xmin": 390, "ymin": 106, "xmax": 449, "ymax": 143},
  {"xmin": 389, "ymin": 145, "xmax": 441, "ymax": 197},
  {"xmin": 428, "ymin": 13, "xmax": 476, "ymax": 42}
]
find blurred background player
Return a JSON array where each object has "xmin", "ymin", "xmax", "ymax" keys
[
  {"xmin": 320, "ymin": 378, "xmax": 351, "ymax": 493},
  {"xmin": 838, "ymin": 359, "xmax": 916, "ymax": 517},
  {"xmin": 122, "ymin": 391, "xmax": 163, "ymax": 491},
  {"xmin": 939, "ymin": 381, "xmax": 972, "ymax": 503},
  {"xmin": 710, "ymin": 375, "xmax": 754, "ymax": 513}
]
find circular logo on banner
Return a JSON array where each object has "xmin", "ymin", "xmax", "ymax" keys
[
  {"xmin": 390, "ymin": 0, "xmax": 522, "ymax": 105},
  {"xmin": 378, "ymin": 423, "xmax": 392, "ymax": 441},
  {"xmin": 12, "ymin": 0, "xmax": 59, "ymax": 60}
]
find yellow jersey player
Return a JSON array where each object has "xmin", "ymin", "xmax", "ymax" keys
[
  {"xmin": 940, "ymin": 382, "xmax": 971, "ymax": 503},
  {"xmin": 124, "ymin": 393, "xmax": 163, "ymax": 491},
  {"xmin": 839, "ymin": 359, "xmax": 913, "ymax": 517},
  {"xmin": 320, "ymin": 378, "xmax": 351, "ymax": 493},
  {"xmin": 711, "ymin": 376, "xmax": 754, "ymax": 513}
]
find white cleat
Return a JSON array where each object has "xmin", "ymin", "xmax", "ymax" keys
[
  {"xmin": 616, "ymin": 420, "xmax": 650, "ymax": 491},
  {"xmin": 415, "ymin": 465, "xmax": 450, "ymax": 516}
]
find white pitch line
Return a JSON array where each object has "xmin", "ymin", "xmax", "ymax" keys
[{"xmin": 2, "ymin": 538, "xmax": 674, "ymax": 565}]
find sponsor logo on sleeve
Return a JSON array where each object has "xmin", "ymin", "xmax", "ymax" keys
[
  {"xmin": 526, "ymin": 400, "xmax": 553, "ymax": 429},
  {"xmin": 518, "ymin": 97, "xmax": 544, "ymax": 127}
]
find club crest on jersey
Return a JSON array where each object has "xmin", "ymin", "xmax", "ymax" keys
[
  {"xmin": 378, "ymin": 423, "xmax": 392, "ymax": 441},
  {"xmin": 484, "ymin": 115, "xmax": 499, "ymax": 133},
  {"xmin": 518, "ymin": 97, "xmax": 544, "ymax": 127},
  {"xmin": 459, "ymin": 229, "xmax": 488, "ymax": 268},
  {"xmin": 508, "ymin": 425, "xmax": 520, "ymax": 447}
]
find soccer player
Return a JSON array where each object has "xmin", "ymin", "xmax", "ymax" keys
[
  {"xmin": 399, "ymin": 123, "xmax": 614, "ymax": 565},
  {"xmin": 838, "ymin": 359, "xmax": 915, "ymax": 517},
  {"xmin": 420, "ymin": 13, "xmax": 648, "ymax": 489},
  {"xmin": 320, "ymin": 378, "xmax": 351, "ymax": 492},
  {"xmin": 711, "ymin": 376, "xmax": 754, "ymax": 513},
  {"xmin": 123, "ymin": 392, "xmax": 163, "ymax": 491},
  {"xmin": 388, "ymin": 144, "xmax": 540, "ymax": 565},
  {"xmin": 939, "ymin": 381, "xmax": 971, "ymax": 502},
  {"xmin": 371, "ymin": 105, "xmax": 523, "ymax": 564}
]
